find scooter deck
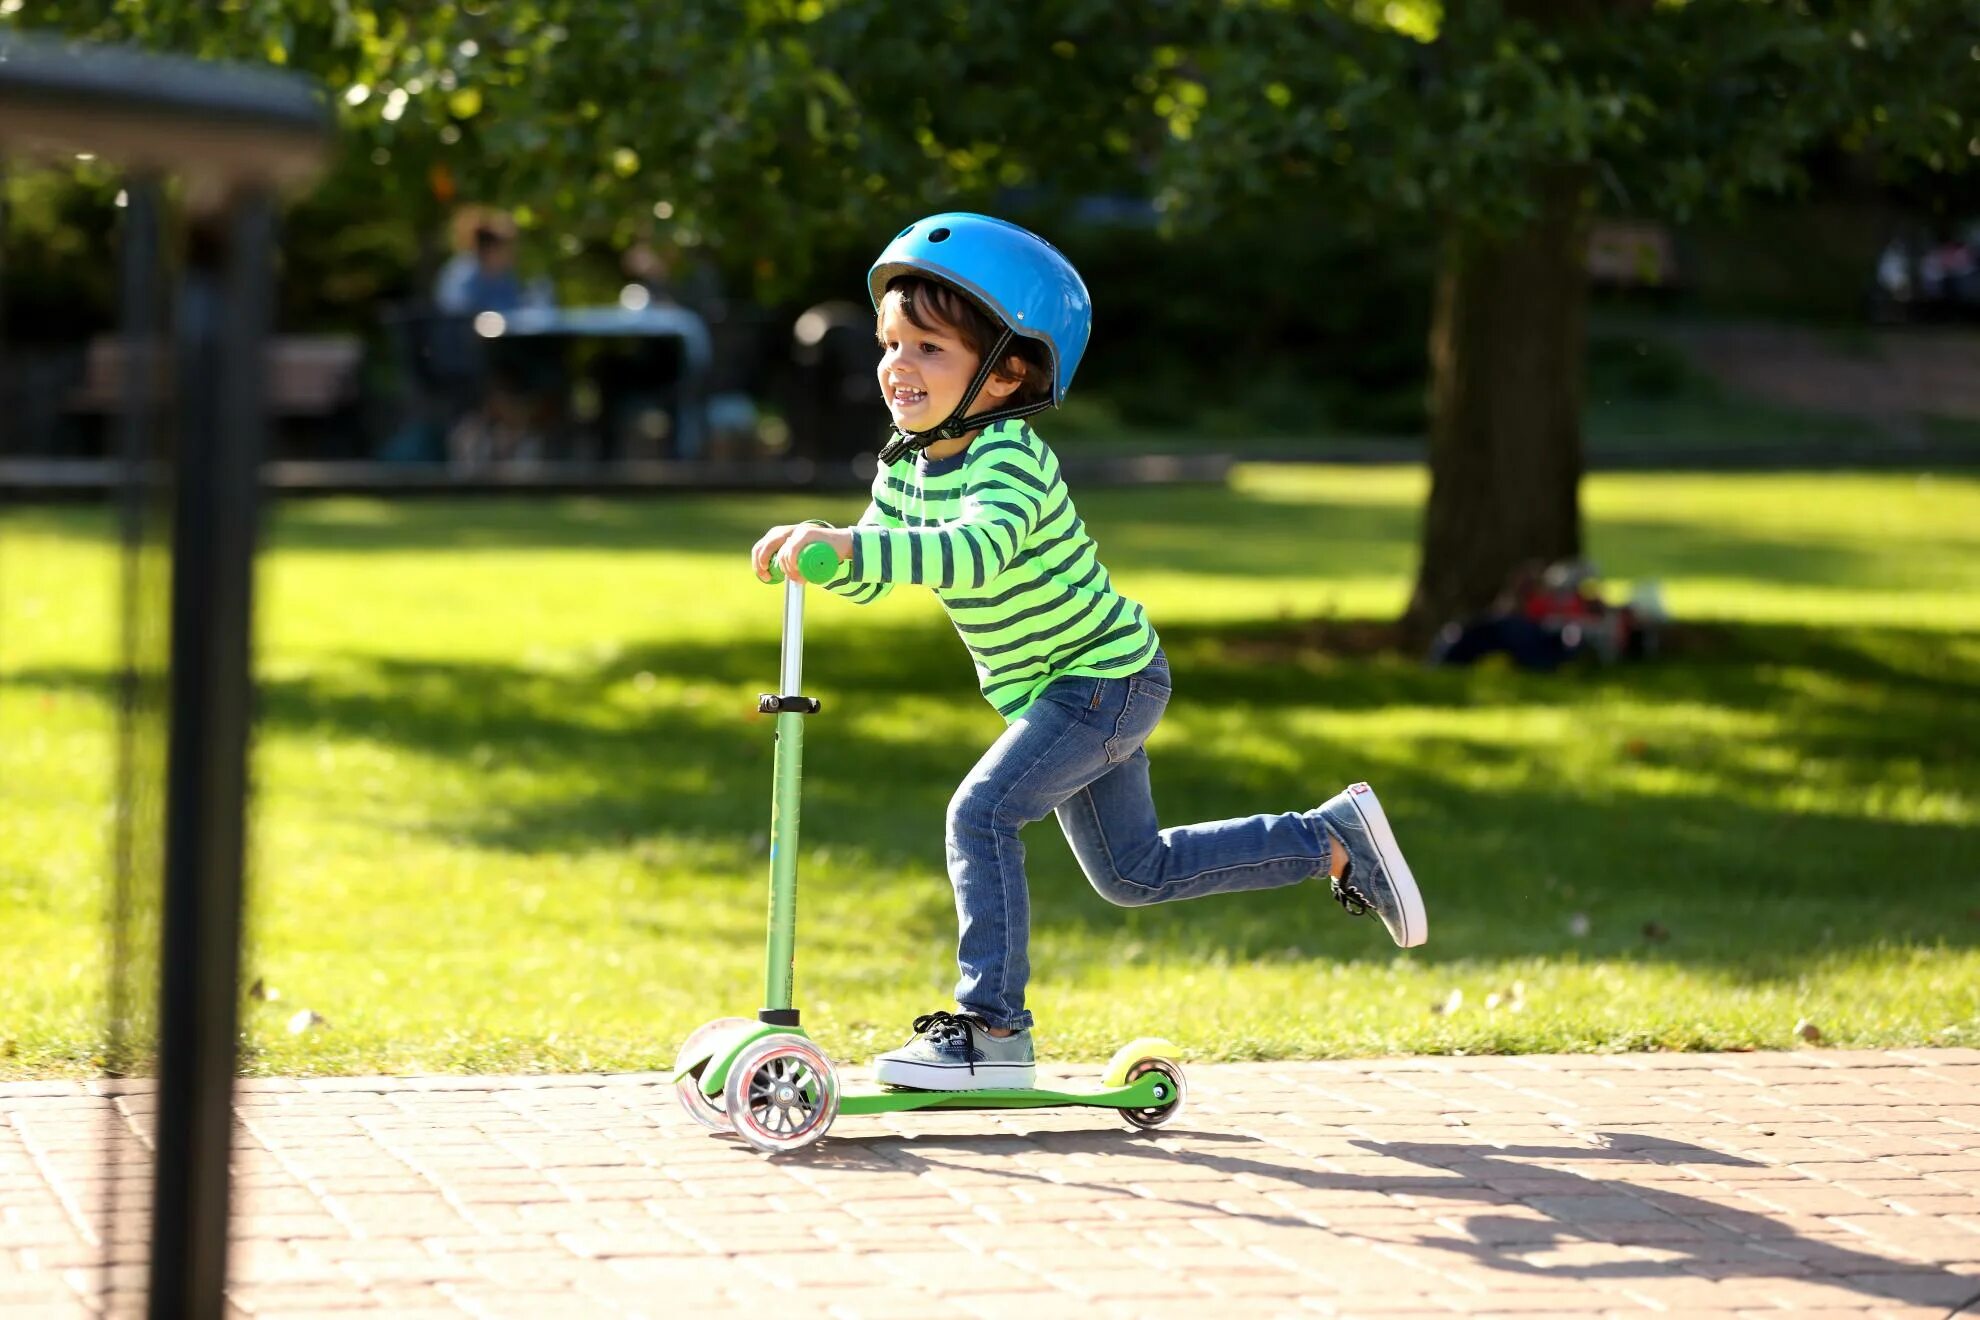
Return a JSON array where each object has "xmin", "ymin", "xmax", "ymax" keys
[{"xmin": 839, "ymin": 1072, "xmax": 1169, "ymax": 1115}]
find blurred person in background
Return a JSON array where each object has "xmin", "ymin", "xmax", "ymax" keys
[
  {"xmin": 434, "ymin": 207, "xmax": 558, "ymax": 467},
  {"xmin": 434, "ymin": 208, "xmax": 555, "ymax": 316}
]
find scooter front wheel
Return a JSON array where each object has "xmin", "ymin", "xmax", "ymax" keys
[
  {"xmin": 675, "ymin": 1073, "xmax": 729, "ymax": 1131},
  {"xmin": 672, "ymin": 1016, "xmax": 753, "ymax": 1132},
  {"xmin": 723, "ymin": 1034, "xmax": 841, "ymax": 1154}
]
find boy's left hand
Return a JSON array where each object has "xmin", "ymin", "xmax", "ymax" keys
[{"xmin": 774, "ymin": 524, "xmax": 853, "ymax": 582}]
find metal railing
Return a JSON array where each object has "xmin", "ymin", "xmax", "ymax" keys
[{"xmin": 0, "ymin": 30, "xmax": 331, "ymax": 1319}]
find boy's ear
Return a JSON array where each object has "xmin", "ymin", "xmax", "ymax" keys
[{"xmin": 979, "ymin": 354, "xmax": 1027, "ymax": 402}]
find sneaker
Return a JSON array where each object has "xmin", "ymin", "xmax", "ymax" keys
[
  {"xmin": 872, "ymin": 1011, "xmax": 1036, "ymax": 1091},
  {"xmin": 1318, "ymin": 782, "xmax": 1428, "ymax": 948}
]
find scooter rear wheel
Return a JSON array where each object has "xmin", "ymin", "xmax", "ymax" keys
[{"xmin": 1119, "ymin": 1057, "xmax": 1187, "ymax": 1130}]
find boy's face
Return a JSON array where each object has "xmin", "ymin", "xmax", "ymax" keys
[{"xmin": 874, "ymin": 290, "xmax": 1017, "ymax": 433}]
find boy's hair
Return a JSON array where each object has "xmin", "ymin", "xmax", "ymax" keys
[{"xmin": 882, "ymin": 275, "xmax": 1053, "ymax": 406}]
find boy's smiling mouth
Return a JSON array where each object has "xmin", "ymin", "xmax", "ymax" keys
[{"xmin": 890, "ymin": 385, "xmax": 928, "ymax": 408}]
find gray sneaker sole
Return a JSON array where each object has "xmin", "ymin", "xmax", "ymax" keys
[
  {"xmin": 1343, "ymin": 782, "xmax": 1427, "ymax": 948},
  {"xmin": 872, "ymin": 1058, "xmax": 1036, "ymax": 1091}
]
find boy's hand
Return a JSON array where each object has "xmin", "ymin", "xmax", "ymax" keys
[
  {"xmin": 773, "ymin": 524, "xmax": 853, "ymax": 583},
  {"xmin": 751, "ymin": 524, "xmax": 799, "ymax": 582}
]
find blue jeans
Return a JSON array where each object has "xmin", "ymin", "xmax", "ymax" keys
[{"xmin": 944, "ymin": 651, "xmax": 1335, "ymax": 1030}]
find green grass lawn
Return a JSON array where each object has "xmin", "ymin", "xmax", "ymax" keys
[{"xmin": 2, "ymin": 466, "xmax": 1976, "ymax": 1077}]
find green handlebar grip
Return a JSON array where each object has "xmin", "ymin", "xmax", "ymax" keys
[{"xmin": 766, "ymin": 539, "xmax": 843, "ymax": 585}]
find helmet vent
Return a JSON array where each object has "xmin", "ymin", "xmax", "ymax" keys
[{"xmin": 928, "ymin": 227, "xmax": 951, "ymax": 243}]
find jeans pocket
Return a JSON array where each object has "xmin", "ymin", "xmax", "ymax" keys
[{"xmin": 1105, "ymin": 674, "xmax": 1169, "ymax": 763}]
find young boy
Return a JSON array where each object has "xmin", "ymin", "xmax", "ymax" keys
[{"xmin": 751, "ymin": 213, "xmax": 1426, "ymax": 1090}]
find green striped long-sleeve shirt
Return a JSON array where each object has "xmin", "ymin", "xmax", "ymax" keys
[{"xmin": 822, "ymin": 419, "xmax": 1159, "ymax": 719}]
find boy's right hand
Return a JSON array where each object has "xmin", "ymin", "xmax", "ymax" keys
[{"xmin": 751, "ymin": 525, "xmax": 799, "ymax": 582}]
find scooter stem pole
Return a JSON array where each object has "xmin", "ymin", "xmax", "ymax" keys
[{"xmin": 761, "ymin": 572, "xmax": 807, "ymax": 1018}]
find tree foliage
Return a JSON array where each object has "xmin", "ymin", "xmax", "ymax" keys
[
  {"xmin": 1166, "ymin": 0, "xmax": 1980, "ymax": 237},
  {"xmin": 11, "ymin": 0, "xmax": 1977, "ymax": 293},
  {"xmin": 9, "ymin": 2, "xmax": 1179, "ymax": 298}
]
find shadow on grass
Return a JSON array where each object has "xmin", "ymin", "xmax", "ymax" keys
[
  {"xmin": 10, "ymin": 618, "xmax": 1974, "ymax": 972},
  {"xmin": 1161, "ymin": 616, "xmax": 1980, "ymax": 724},
  {"xmin": 796, "ymin": 1127, "xmax": 1979, "ymax": 1312}
]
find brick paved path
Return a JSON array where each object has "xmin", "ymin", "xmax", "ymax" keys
[{"xmin": 5, "ymin": 1050, "xmax": 1980, "ymax": 1318}]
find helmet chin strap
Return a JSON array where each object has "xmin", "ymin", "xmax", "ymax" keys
[{"xmin": 876, "ymin": 329, "xmax": 1056, "ymax": 465}]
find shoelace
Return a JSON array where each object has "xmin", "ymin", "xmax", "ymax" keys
[
  {"xmin": 910, "ymin": 1010, "xmax": 987, "ymax": 1075},
  {"xmin": 1331, "ymin": 858, "xmax": 1372, "ymax": 917}
]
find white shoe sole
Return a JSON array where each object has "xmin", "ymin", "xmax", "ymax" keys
[
  {"xmin": 1344, "ymin": 782, "xmax": 1428, "ymax": 948},
  {"xmin": 872, "ymin": 1058, "xmax": 1035, "ymax": 1091}
]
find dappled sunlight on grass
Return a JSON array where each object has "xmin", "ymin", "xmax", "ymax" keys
[{"xmin": 0, "ymin": 465, "xmax": 1974, "ymax": 1075}]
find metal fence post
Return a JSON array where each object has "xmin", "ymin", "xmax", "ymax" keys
[
  {"xmin": 0, "ymin": 36, "xmax": 330, "ymax": 1317},
  {"xmin": 146, "ymin": 190, "xmax": 275, "ymax": 1320}
]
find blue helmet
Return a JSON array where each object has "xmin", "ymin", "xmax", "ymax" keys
[{"xmin": 868, "ymin": 213, "xmax": 1092, "ymax": 415}]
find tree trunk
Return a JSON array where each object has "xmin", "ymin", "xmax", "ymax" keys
[{"xmin": 1403, "ymin": 170, "xmax": 1593, "ymax": 641}]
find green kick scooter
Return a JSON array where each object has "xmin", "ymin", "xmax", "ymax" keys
[{"xmin": 670, "ymin": 540, "xmax": 1187, "ymax": 1155}]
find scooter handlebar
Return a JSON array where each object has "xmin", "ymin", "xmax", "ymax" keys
[{"xmin": 765, "ymin": 540, "xmax": 843, "ymax": 586}]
